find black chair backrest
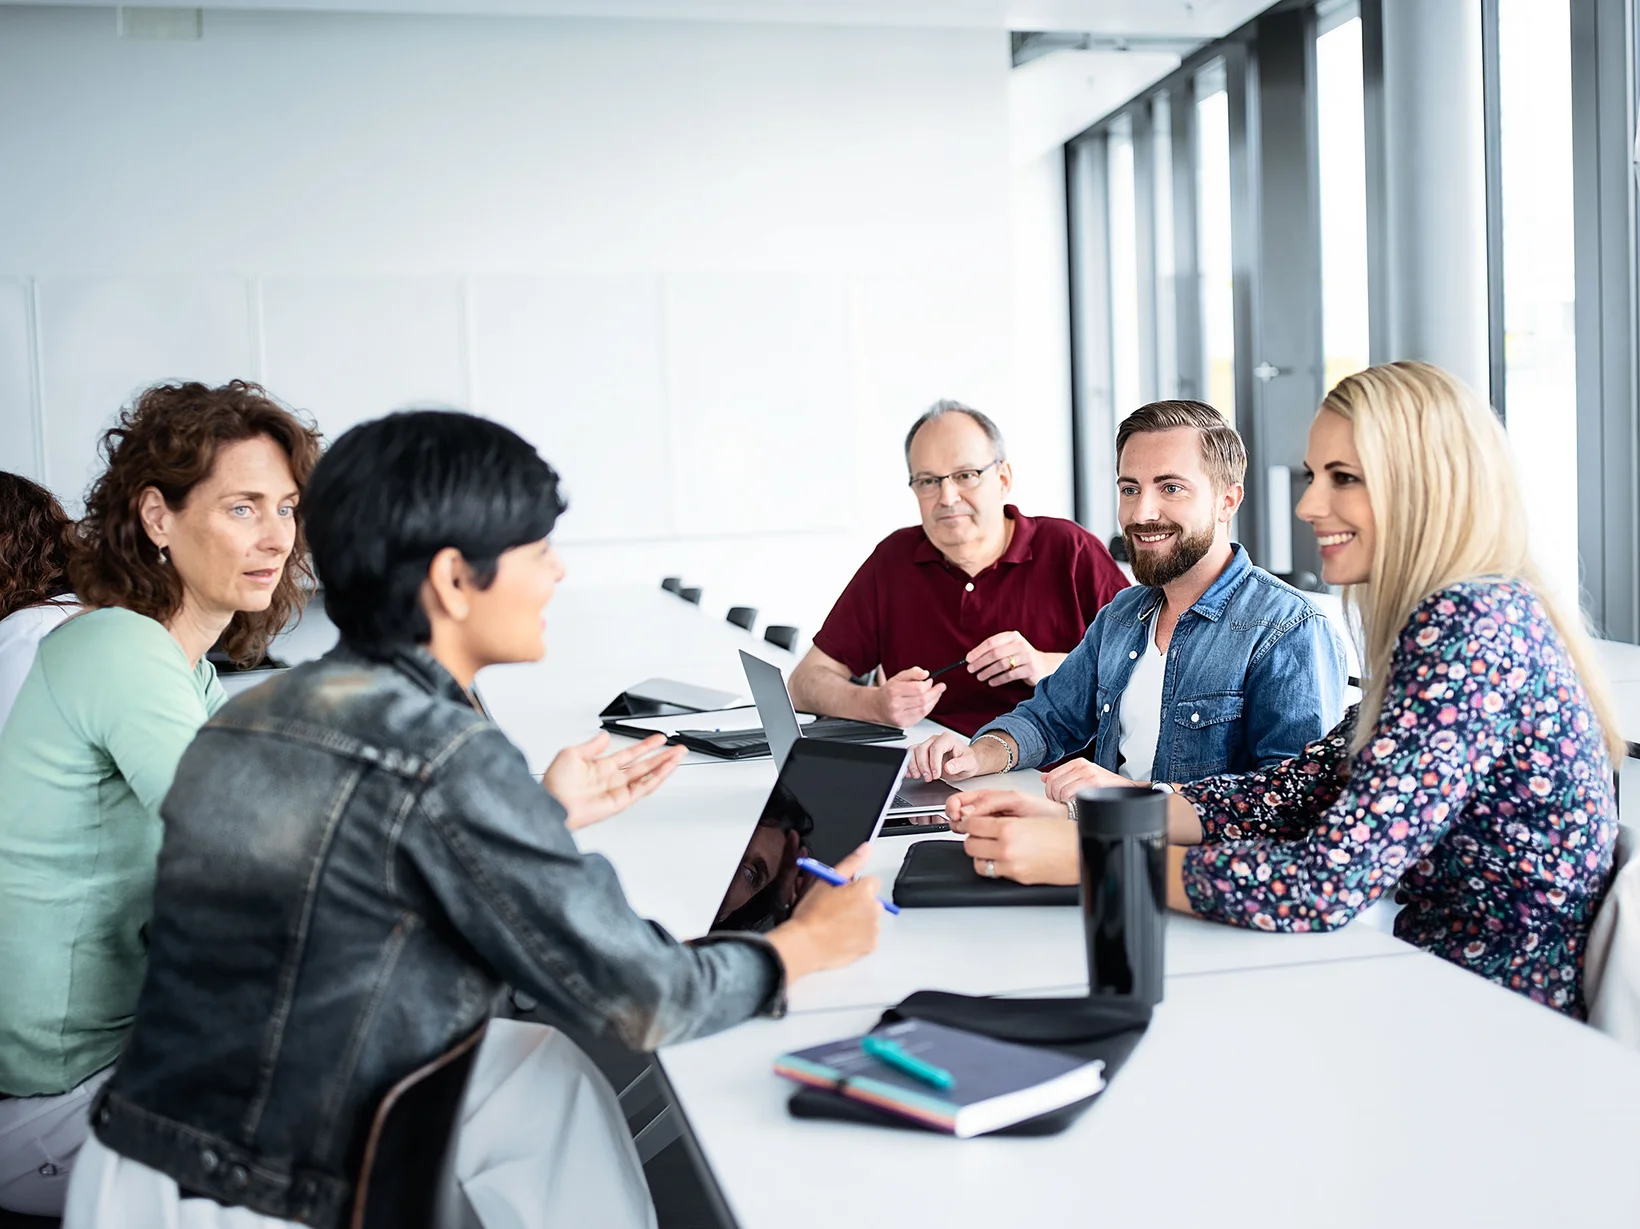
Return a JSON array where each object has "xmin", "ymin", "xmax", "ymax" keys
[
  {"xmin": 351, "ymin": 1022, "xmax": 487, "ymax": 1229},
  {"xmin": 765, "ymin": 625, "xmax": 799, "ymax": 653},
  {"xmin": 727, "ymin": 606, "xmax": 757, "ymax": 631},
  {"xmin": 661, "ymin": 577, "xmax": 683, "ymax": 594},
  {"xmin": 1106, "ymin": 534, "xmax": 1130, "ymax": 564},
  {"xmin": 678, "ymin": 587, "xmax": 702, "ymax": 605}
]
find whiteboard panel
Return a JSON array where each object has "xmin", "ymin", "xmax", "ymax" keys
[
  {"xmin": 665, "ymin": 275, "xmax": 851, "ymax": 537},
  {"xmin": 259, "ymin": 276, "xmax": 466, "ymax": 446},
  {"xmin": 35, "ymin": 276, "xmax": 256, "ymax": 510},
  {"xmin": 468, "ymin": 275, "xmax": 669, "ymax": 543},
  {"xmin": 846, "ymin": 274, "xmax": 1012, "ymax": 539},
  {"xmin": 0, "ymin": 279, "xmax": 40, "ymax": 481}
]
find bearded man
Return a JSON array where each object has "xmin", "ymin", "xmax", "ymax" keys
[{"xmin": 906, "ymin": 400, "xmax": 1348, "ymax": 800}]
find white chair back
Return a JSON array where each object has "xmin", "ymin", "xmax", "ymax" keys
[{"xmin": 1585, "ymin": 823, "xmax": 1640, "ymax": 1049}]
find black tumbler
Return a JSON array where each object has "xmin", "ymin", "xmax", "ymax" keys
[{"xmin": 1073, "ymin": 786, "xmax": 1168, "ymax": 1006}]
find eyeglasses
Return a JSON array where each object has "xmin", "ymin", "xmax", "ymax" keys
[{"xmin": 907, "ymin": 459, "xmax": 1002, "ymax": 497}]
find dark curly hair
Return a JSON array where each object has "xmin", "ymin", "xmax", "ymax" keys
[
  {"xmin": 0, "ymin": 473, "xmax": 78, "ymax": 621},
  {"xmin": 69, "ymin": 380, "xmax": 324, "ymax": 666}
]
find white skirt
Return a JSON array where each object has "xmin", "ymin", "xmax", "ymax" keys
[{"xmin": 65, "ymin": 1020, "xmax": 656, "ymax": 1229}]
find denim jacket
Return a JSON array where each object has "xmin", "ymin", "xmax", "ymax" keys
[
  {"xmin": 90, "ymin": 644, "xmax": 783, "ymax": 1228},
  {"xmin": 980, "ymin": 545, "xmax": 1349, "ymax": 782}
]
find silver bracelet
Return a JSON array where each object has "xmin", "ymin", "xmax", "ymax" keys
[{"xmin": 970, "ymin": 733, "xmax": 1016, "ymax": 772}]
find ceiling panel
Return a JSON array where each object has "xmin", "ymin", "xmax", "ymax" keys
[{"xmin": 5, "ymin": 0, "xmax": 1276, "ymax": 39}]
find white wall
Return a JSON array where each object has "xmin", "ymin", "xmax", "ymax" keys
[{"xmin": 0, "ymin": 4, "xmax": 1099, "ymax": 639}]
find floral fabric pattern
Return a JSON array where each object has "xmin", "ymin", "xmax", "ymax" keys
[{"xmin": 1179, "ymin": 580, "xmax": 1618, "ymax": 1017}]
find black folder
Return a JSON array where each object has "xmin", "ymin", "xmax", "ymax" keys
[{"xmin": 891, "ymin": 838, "xmax": 1080, "ymax": 908}]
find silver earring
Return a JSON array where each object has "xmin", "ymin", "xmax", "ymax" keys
[{"xmin": 157, "ymin": 547, "xmax": 169, "ymax": 566}]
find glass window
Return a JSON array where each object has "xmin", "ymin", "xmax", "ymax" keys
[
  {"xmin": 1195, "ymin": 68, "xmax": 1236, "ymax": 426},
  {"xmin": 1152, "ymin": 94, "xmax": 1178, "ymax": 400},
  {"xmin": 1498, "ymin": 0, "xmax": 1578, "ymax": 605},
  {"xmin": 1107, "ymin": 116, "xmax": 1142, "ymax": 421},
  {"xmin": 1316, "ymin": 12, "xmax": 1370, "ymax": 392}
]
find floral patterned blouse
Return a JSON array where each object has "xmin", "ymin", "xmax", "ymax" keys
[{"xmin": 1178, "ymin": 579, "xmax": 1618, "ymax": 1017}]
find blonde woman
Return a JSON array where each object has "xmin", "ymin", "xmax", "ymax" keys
[{"xmin": 952, "ymin": 360, "xmax": 1621, "ymax": 1016}]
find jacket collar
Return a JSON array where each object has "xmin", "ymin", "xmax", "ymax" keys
[
  {"xmin": 1137, "ymin": 542, "xmax": 1252, "ymax": 624},
  {"xmin": 340, "ymin": 640, "xmax": 476, "ymax": 709},
  {"xmin": 912, "ymin": 505, "xmax": 1035, "ymax": 567}
]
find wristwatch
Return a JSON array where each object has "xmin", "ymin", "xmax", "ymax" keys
[{"xmin": 1151, "ymin": 782, "xmax": 1175, "ymax": 795}]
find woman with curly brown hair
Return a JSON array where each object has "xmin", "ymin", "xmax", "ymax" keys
[
  {"xmin": 0, "ymin": 380, "xmax": 321, "ymax": 1217},
  {"xmin": 0, "ymin": 473, "xmax": 81, "ymax": 728}
]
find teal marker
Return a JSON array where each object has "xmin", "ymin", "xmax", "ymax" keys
[{"xmin": 860, "ymin": 1034, "xmax": 955, "ymax": 1091}]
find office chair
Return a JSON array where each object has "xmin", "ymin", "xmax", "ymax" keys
[
  {"xmin": 660, "ymin": 577, "xmax": 683, "ymax": 594},
  {"xmin": 1106, "ymin": 534, "xmax": 1130, "ymax": 564},
  {"xmin": 764, "ymin": 625, "xmax": 799, "ymax": 652},
  {"xmin": 678, "ymin": 587, "xmax": 702, "ymax": 605},
  {"xmin": 726, "ymin": 606, "xmax": 758, "ymax": 631},
  {"xmin": 350, "ymin": 1022, "xmax": 487, "ymax": 1229},
  {"xmin": 618, "ymin": 1063, "xmax": 683, "ymax": 1164}
]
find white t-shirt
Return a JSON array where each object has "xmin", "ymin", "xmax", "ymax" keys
[
  {"xmin": 1117, "ymin": 609, "xmax": 1166, "ymax": 781},
  {"xmin": 0, "ymin": 598, "xmax": 80, "ymax": 735}
]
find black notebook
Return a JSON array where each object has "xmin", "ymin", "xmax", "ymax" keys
[
  {"xmin": 775, "ymin": 1018, "xmax": 1105, "ymax": 1138},
  {"xmin": 786, "ymin": 990, "xmax": 1150, "ymax": 1136}
]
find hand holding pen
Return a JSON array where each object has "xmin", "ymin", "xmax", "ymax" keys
[
  {"xmin": 766, "ymin": 845, "xmax": 884, "ymax": 980},
  {"xmin": 796, "ymin": 856, "xmax": 901, "ymax": 914}
]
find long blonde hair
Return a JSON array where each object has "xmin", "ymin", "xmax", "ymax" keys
[{"xmin": 1323, "ymin": 361, "xmax": 1624, "ymax": 763}]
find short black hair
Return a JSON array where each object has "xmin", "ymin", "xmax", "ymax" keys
[{"xmin": 304, "ymin": 410, "xmax": 566, "ymax": 650}]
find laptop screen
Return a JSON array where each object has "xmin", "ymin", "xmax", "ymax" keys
[
  {"xmin": 710, "ymin": 739, "xmax": 907, "ymax": 933},
  {"xmin": 739, "ymin": 649, "xmax": 802, "ymax": 767}
]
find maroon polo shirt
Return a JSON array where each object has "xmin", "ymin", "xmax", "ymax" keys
[{"xmin": 811, "ymin": 506, "xmax": 1128, "ymax": 737}]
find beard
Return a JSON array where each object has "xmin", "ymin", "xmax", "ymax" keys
[{"xmin": 1124, "ymin": 519, "xmax": 1216, "ymax": 587}]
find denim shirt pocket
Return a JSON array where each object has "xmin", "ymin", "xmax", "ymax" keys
[{"xmin": 1167, "ymin": 691, "xmax": 1245, "ymax": 780}]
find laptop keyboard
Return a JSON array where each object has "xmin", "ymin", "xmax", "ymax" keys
[
  {"xmin": 804, "ymin": 717, "xmax": 901, "ymax": 742},
  {"xmin": 677, "ymin": 718, "xmax": 899, "ymax": 754}
]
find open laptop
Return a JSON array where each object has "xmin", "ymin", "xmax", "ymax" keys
[
  {"xmin": 709, "ymin": 739, "xmax": 907, "ymax": 933},
  {"xmin": 671, "ymin": 666, "xmax": 902, "ymax": 761},
  {"xmin": 739, "ymin": 650, "xmax": 962, "ymax": 821}
]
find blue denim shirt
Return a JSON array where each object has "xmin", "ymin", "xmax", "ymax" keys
[{"xmin": 980, "ymin": 545, "xmax": 1348, "ymax": 783}]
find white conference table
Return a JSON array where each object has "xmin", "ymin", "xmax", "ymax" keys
[
  {"xmin": 262, "ymin": 583, "xmax": 1640, "ymax": 1228},
  {"xmin": 660, "ymin": 953, "xmax": 1640, "ymax": 1229}
]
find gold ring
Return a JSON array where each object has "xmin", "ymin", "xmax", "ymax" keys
[{"xmin": 1008, "ymin": 656, "xmax": 1017, "ymax": 670}]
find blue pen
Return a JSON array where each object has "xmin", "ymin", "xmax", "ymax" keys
[
  {"xmin": 861, "ymin": 1034, "xmax": 955, "ymax": 1090},
  {"xmin": 794, "ymin": 856, "xmax": 900, "ymax": 915}
]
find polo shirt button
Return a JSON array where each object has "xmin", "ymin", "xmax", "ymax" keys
[
  {"xmin": 229, "ymin": 1163, "xmax": 250, "ymax": 1190},
  {"xmin": 201, "ymin": 1148, "xmax": 220, "ymax": 1174},
  {"xmin": 1191, "ymin": 713, "xmax": 1201, "ymax": 723},
  {"xmin": 1129, "ymin": 650, "xmax": 1138, "ymax": 659},
  {"xmin": 964, "ymin": 582, "xmax": 974, "ymax": 592}
]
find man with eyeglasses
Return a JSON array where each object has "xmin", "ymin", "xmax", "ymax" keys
[{"xmin": 788, "ymin": 400, "xmax": 1128, "ymax": 737}]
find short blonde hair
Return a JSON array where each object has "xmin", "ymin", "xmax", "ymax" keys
[{"xmin": 1323, "ymin": 361, "xmax": 1624, "ymax": 763}]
